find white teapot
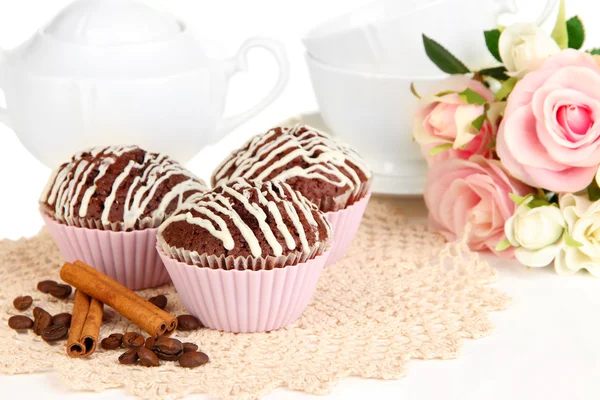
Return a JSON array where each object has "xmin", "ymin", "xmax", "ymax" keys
[{"xmin": 0, "ymin": 0, "xmax": 290, "ymax": 168}]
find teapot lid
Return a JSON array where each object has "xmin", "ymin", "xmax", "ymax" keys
[
  {"xmin": 7, "ymin": 0, "xmax": 209, "ymax": 79},
  {"xmin": 44, "ymin": 0, "xmax": 183, "ymax": 45}
]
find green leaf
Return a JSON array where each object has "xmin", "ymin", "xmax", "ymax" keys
[
  {"xmin": 509, "ymin": 193, "xmax": 527, "ymax": 205},
  {"xmin": 484, "ymin": 29, "xmax": 502, "ymax": 62},
  {"xmin": 567, "ymin": 16, "xmax": 585, "ymax": 49},
  {"xmin": 528, "ymin": 198, "xmax": 551, "ymax": 208},
  {"xmin": 459, "ymin": 88, "xmax": 487, "ymax": 105},
  {"xmin": 435, "ymin": 90, "xmax": 455, "ymax": 97},
  {"xmin": 510, "ymin": 192, "xmax": 550, "ymax": 209},
  {"xmin": 495, "ymin": 237, "xmax": 512, "ymax": 252},
  {"xmin": 422, "ymin": 34, "xmax": 470, "ymax": 74},
  {"xmin": 479, "ymin": 66, "xmax": 509, "ymax": 81},
  {"xmin": 587, "ymin": 48, "xmax": 600, "ymax": 55},
  {"xmin": 538, "ymin": 188, "xmax": 547, "ymax": 198},
  {"xmin": 471, "ymin": 114, "xmax": 486, "ymax": 130},
  {"xmin": 564, "ymin": 231, "xmax": 583, "ymax": 248},
  {"xmin": 545, "ymin": 191, "xmax": 559, "ymax": 204},
  {"xmin": 551, "ymin": 0, "xmax": 568, "ymax": 49},
  {"xmin": 588, "ymin": 181, "xmax": 600, "ymax": 201},
  {"xmin": 410, "ymin": 82, "xmax": 422, "ymax": 99},
  {"xmin": 495, "ymin": 77, "xmax": 518, "ymax": 101},
  {"xmin": 428, "ymin": 143, "xmax": 453, "ymax": 156}
]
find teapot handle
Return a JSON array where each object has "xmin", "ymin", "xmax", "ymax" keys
[
  {"xmin": 0, "ymin": 48, "xmax": 10, "ymax": 129},
  {"xmin": 217, "ymin": 38, "xmax": 290, "ymax": 135}
]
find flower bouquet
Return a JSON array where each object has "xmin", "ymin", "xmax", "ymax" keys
[{"xmin": 414, "ymin": 0, "xmax": 600, "ymax": 277}]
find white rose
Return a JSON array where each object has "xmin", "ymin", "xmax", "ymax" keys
[
  {"xmin": 505, "ymin": 195, "xmax": 565, "ymax": 267},
  {"xmin": 555, "ymin": 193, "xmax": 600, "ymax": 277},
  {"xmin": 499, "ymin": 23, "xmax": 561, "ymax": 77}
]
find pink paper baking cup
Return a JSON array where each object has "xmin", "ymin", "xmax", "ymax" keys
[
  {"xmin": 42, "ymin": 213, "xmax": 170, "ymax": 290},
  {"xmin": 158, "ymin": 246, "xmax": 331, "ymax": 333},
  {"xmin": 324, "ymin": 192, "xmax": 372, "ymax": 266}
]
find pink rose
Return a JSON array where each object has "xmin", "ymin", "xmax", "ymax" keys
[
  {"xmin": 423, "ymin": 119, "xmax": 495, "ymax": 164},
  {"xmin": 413, "ymin": 75, "xmax": 496, "ymax": 165},
  {"xmin": 497, "ymin": 49, "xmax": 600, "ymax": 192},
  {"xmin": 425, "ymin": 156, "xmax": 534, "ymax": 257}
]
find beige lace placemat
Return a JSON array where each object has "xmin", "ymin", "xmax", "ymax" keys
[{"xmin": 0, "ymin": 197, "xmax": 510, "ymax": 400}]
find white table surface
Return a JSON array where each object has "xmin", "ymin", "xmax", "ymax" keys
[{"xmin": 2, "ymin": 196, "xmax": 600, "ymax": 400}]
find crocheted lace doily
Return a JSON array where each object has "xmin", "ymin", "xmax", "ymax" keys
[{"xmin": 0, "ymin": 197, "xmax": 509, "ymax": 399}]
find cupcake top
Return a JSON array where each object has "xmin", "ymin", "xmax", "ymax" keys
[
  {"xmin": 40, "ymin": 145, "xmax": 208, "ymax": 231},
  {"xmin": 211, "ymin": 124, "xmax": 371, "ymax": 212},
  {"xmin": 158, "ymin": 179, "xmax": 331, "ymax": 264}
]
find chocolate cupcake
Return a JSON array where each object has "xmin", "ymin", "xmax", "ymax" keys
[
  {"xmin": 158, "ymin": 178, "xmax": 331, "ymax": 270},
  {"xmin": 157, "ymin": 178, "xmax": 333, "ymax": 332},
  {"xmin": 211, "ymin": 124, "xmax": 371, "ymax": 212},
  {"xmin": 40, "ymin": 145, "xmax": 207, "ymax": 231},
  {"xmin": 211, "ymin": 124, "xmax": 372, "ymax": 265},
  {"xmin": 40, "ymin": 145, "xmax": 208, "ymax": 290}
]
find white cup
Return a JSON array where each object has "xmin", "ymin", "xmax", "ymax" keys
[
  {"xmin": 305, "ymin": 53, "xmax": 443, "ymax": 195},
  {"xmin": 304, "ymin": 0, "xmax": 557, "ymax": 75}
]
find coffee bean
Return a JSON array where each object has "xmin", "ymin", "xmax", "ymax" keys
[
  {"xmin": 13, "ymin": 295, "xmax": 33, "ymax": 311},
  {"xmin": 177, "ymin": 315, "xmax": 202, "ymax": 331},
  {"xmin": 109, "ymin": 333, "xmax": 124, "ymax": 342},
  {"xmin": 144, "ymin": 337, "xmax": 156, "ymax": 350},
  {"xmin": 148, "ymin": 295, "xmax": 167, "ymax": 310},
  {"xmin": 154, "ymin": 337, "xmax": 183, "ymax": 353},
  {"xmin": 156, "ymin": 353, "xmax": 180, "ymax": 361},
  {"xmin": 137, "ymin": 347, "xmax": 160, "ymax": 367},
  {"xmin": 33, "ymin": 307, "xmax": 44, "ymax": 319},
  {"xmin": 49, "ymin": 284, "xmax": 72, "ymax": 299},
  {"xmin": 52, "ymin": 313, "xmax": 72, "ymax": 328},
  {"xmin": 153, "ymin": 337, "xmax": 183, "ymax": 361},
  {"xmin": 182, "ymin": 343, "xmax": 198, "ymax": 353},
  {"xmin": 33, "ymin": 308, "xmax": 52, "ymax": 335},
  {"xmin": 101, "ymin": 336, "xmax": 122, "ymax": 350},
  {"xmin": 101, "ymin": 333, "xmax": 123, "ymax": 350},
  {"xmin": 118, "ymin": 348, "xmax": 139, "ymax": 365},
  {"xmin": 178, "ymin": 351, "xmax": 209, "ymax": 368},
  {"xmin": 8, "ymin": 315, "xmax": 33, "ymax": 330},
  {"xmin": 41, "ymin": 324, "xmax": 69, "ymax": 343},
  {"xmin": 37, "ymin": 280, "xmax": 58, "ymax": 294},
  {"xmin": 122, "ymin": 332, "xmax": 145, "ymax": 348}
]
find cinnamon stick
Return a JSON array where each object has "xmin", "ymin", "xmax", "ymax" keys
[
  {"xmin": 67, "ymin": 290, "xmax": 104, "ymax": 358},
  {"xmin": 60, "ymin": 261, "xmax": 177, "ymax": 337}
]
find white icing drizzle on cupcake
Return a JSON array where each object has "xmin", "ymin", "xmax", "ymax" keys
[
  {"xmin": 158, "ymin": 179, "xmax": 331, "ymax": 258},
  {"xmin": 212, "ymin": 124, "xmax": 371, "ymax": 196},
  {"xmin": 40, "ymin": 146, "xmax": 208, "ymax": 230}
]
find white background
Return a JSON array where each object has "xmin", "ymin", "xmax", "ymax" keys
[{"xmin": 1, "ymin": 0, "xmax": 600, "ymax": 399}]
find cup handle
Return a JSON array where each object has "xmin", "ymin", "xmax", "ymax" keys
[
  {"xmin": 217, "ymin": 38, "xmax": 290, "ymax": 135},
  {"xmin": 501, "ymin": 0, "xmax": 558, "ymax": 26},
  {"xmin": 534, "ymin": 0, "xmax": 558, "ymax": 25},
  {"xmin": 0, "ymin": 49, "xmax": 11, "ymax": 129}
]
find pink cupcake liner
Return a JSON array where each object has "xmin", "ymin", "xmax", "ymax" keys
[
  {"xmin": 42, "ymin": 213, "xmax": 170, "ymax": 291},
  {"xmin": 324, "ymin": 192, "xmax": 372, "ymax": 266},
  {"xmin": 158, "ymin": 246, "xmax": 331, "ymax": 333}
]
